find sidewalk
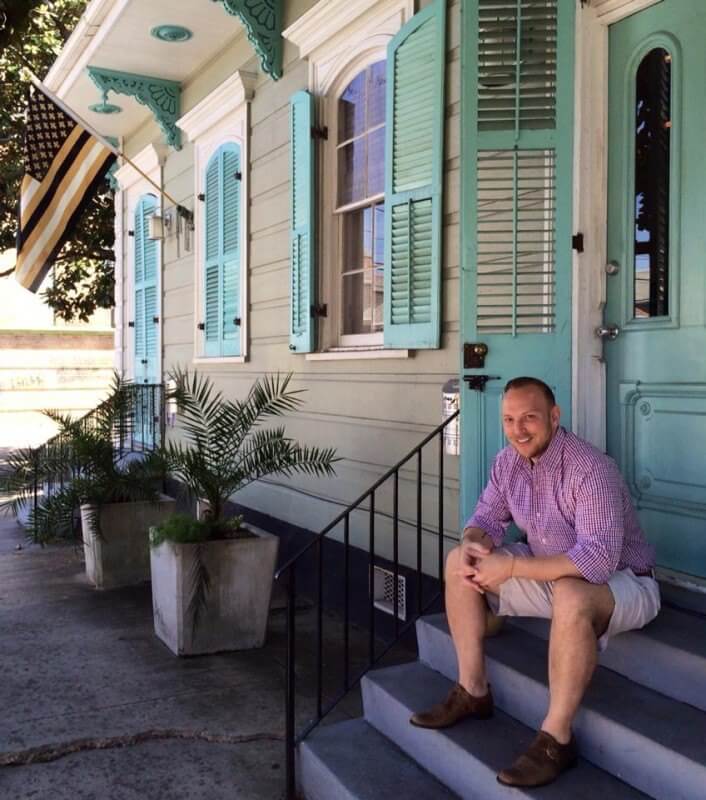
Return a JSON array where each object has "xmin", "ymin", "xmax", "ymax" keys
[{"xmin": 0, "ymin": 512, "xmax": 367, "ymax": 799}]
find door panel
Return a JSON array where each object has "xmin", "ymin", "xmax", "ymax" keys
[
  {"xmin": 460, "ymin": 0, "xmax": 575, "ymax": 520},
  {"xmin": 606, "ymin": 0, "xmax": 706, "ymax": 578}
]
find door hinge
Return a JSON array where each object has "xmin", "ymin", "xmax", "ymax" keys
[
  {"xmin": 311, "ymin": 304, "xmax": 328, "ymax": 318},
  {"xmin": 572, "ymin": 232, "xmax": 584, "ymax": 253},
  {"xmin": 311, "ymin": 125, "xmax": 328, "ymax": 141}
]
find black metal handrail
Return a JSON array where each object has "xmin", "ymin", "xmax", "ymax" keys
[
  {"xmin": 26, "ymin": 383, "xmax": 165, "ymax": 522},
  {"xmin": 275, "ymin": 409, "xmax": 460, "ymax": 799}
]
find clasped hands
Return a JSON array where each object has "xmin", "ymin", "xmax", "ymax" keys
[{"xmin": 458, "ymin": 539, "xmax": 514, "ymax": 595}]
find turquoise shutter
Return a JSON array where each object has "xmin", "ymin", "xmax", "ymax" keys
[
  {"xmin": 134, "ymin": 195, "xmax": 158, "ymax": 381},
  {"xmin": 383, "ymin": 0, "xmax": 446, "ymax": 349},
  {"xmin": 221, "ymin": 144, "xmax": 241, "ymax": 356},
  {"xmin": 469, "ymin": 0, "xmax": 571, "ymax": 338},
  {"xmin": 289, "ymin": 90, "xmax": 315, "ymax": 353},
  {"xmin": 204, "ymin": 154, "xmax": 221, "ymax": 356},
  {"xmin": 142, "ymin": 198, "xmax": 158, "ymax": 379},
  {"xmin": 203, "ymin": 144, "xmax": 242, "ymax": 357},
  {"xmin": 134, "ymin": 202, "xmax": 145, "ymax": 368}
]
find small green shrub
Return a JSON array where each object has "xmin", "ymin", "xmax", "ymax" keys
[{"xmin": 150, "ymin": 513, "xmax": 246, "ymax": 547}]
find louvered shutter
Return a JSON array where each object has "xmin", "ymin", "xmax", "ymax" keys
[
  {"xmin": 383, "ymin": 0, "xmax": 446, "ymax": 349},
  {"xmin": 289, "ymin": 90, "xmax": 315, "ymax": 353},
  {"xmin": 221, "ymin": 144, "xmax": 241, "ymax": 356},
  {"xmin": 142, "ymin": 199, "xmax": 159, "ymax": 378},
  {"xmin": 204, "ymin": 154, "xmax": 222, "ymax": 356},
  {"xmin": 133, "ymin": 195, "xmax": 158, "ymax": 382},
  {"xmin": 203, "ymin": 144, "xmax": 242, "ymax": 357},
  {"xmin": 472, "ymin": 0, "xmax": 568, "ymax": 336}
]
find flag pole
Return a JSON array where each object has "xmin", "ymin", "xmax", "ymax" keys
[{"xmin": 25, "ymin": 70, "xmax": 190, "ymax": 218}]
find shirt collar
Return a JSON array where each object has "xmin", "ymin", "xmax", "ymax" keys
[{"xmin": 531, "ymin": 426, "xmax": 566, "ymax": 472}]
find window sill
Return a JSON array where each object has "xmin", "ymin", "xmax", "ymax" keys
[
  {"xmin": 305, "ymin": 347, "xmax": 410, "ymax": 361},
  {"xmin": 192, "ymin": 356, "xmax": 247, "ymax": 365}
]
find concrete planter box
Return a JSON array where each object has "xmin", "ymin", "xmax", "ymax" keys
[
  {"xmin": 81, "ymin": 495, "xmax": 176, "ymax": 589},
  {"xmin": 150, "ymin": 525, "xmax": 279, "ymax": 656}
]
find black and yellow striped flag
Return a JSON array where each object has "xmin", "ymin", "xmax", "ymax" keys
[{"xmin": 15, "ymin": 85, "xmax": 116, "ymax": 292}]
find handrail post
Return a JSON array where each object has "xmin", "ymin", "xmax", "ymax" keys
[{"xmin": 285, "ymin": 566, "xmax": 297, "ymax": 800}]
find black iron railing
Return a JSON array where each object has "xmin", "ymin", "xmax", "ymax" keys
[
  {"xmin": 274, "ymin": 409, "xmax": 460, "ymax": 799},
  {"xmin": 29, "ymin": 382, "xmax": 165, "ymax": 519}
]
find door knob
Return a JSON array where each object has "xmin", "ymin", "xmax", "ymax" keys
[{"xmin": 595, "ymin": 324, "xmax": 620, "ymax": 340}]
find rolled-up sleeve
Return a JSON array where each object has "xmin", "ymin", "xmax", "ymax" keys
[
  {"xmin": 566, "ymin": 467, "xmax": 625, "ymax": 584},
  {"xmin": 464, "ymin": 454, "xmax": 512, "ymax": 547}
]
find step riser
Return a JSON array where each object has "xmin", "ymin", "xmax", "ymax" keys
[
  {"xmin": 362, "ymin": 674, "xmax": 532, "ymax": 799},
  {"xmin": 298, "ymin": 748, "xmax": 358, "ymax": 800},
  {"xmin": 510, "ymin": 617, "xmax": 706, "ymax": 714},
  {"xmin": 418, "ymin": 618, "xmax": 706, "ymax": 800}
]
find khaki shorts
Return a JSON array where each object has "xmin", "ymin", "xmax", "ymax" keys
[{"xmin": 485, "ymin": 543, "xmax": 661, "ymax": 651}]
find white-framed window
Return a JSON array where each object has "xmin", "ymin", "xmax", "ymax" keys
[
  {"xmin": 333, "ymin": 58, "xmax": 387, "ymax": 347},
  {"xmin": 177, "ymin": 71, "xmax": 255, "ymax": 364},
  {"xmin": 285, "ymin": 0, "xmax": 445, "ymax": 356},
  {"xmin": 114, "ymin": 144, "xmax": 165, "ymax": 383}
]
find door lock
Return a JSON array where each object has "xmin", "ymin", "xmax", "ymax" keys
[
  {"xmin": 595, "ymin": 324, "xmax": 620, "ymax": 340},
  {"xmin": 605, "ymin": 260, "xmax": 620, "ymax": 275},
  {"xmin": 463, "ymin": 375, "xmax": 501, "ymax": 392}
]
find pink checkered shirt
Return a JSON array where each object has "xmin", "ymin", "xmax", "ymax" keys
[{"xmin": 466, "ymin": 427, "xmax": 655, "ymax": 584}]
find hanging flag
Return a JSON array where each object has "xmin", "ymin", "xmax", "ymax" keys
[{"xmin": 14, "ymin": 84, "xmax": 116, "ymax": 292}]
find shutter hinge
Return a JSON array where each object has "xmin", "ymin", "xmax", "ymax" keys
[
  {"xmin": 153, "ymin": 316, "xmax": 159, "ymax": 324},
  {"xmin": 197, "ymin": 322, "xmax": 205, "ymax": 330},
  {"xmin": 128, "ymin": 230, "xmax": 135, "ymax": 237},
  {"xmin": 311, "ymin": 304, "xmax": 327, "ymax": 318},
  {"xmin": 128, "ymin": 321, "xmax": 135, "ymax": 328},
  {"xmin": 197, "ymin": 193, "xmax": 205, "ymax": 202},
  {"xmin": 311, "ymin": 125, "xmax": 328, "ymax": 140},
  {"xmin": 233, "ymin": 171, "xmax": 242, "ymax": 181},
  {"xmin": 572, "ymin": 233, "xmax": 584, "ymax": 253}
]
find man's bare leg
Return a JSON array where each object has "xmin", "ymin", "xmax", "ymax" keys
[
  {"xmin": 445, "ymin": 545, "xmax": 498, "ymax": 697},
  {"xmin": 541, "ymin": 577, "xmax": 615, "ymax": 743}
]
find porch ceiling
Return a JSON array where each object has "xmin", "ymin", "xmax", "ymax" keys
[{"xmin": 45, "ymin": 0, "xmax": 244, "ymax": 143}]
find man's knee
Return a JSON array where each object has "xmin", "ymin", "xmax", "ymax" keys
[
  {"xmin": 552, "ymin": 577, "xmax": 614, "ymax": 634},
  {"xmin": 446, "ymin": 545, "xmax": 463, "ymax": 579}
]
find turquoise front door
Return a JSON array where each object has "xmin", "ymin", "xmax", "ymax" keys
[
  {"xmin": 460, "ymin": 0, "xmax": 575, "ymax": 521},
  {"xmin": 606, "ymin": 0, "xmax": 706, "ymax": 579}
]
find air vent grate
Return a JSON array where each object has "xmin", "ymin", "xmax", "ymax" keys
[{"xmin": 372, "ymin": 566, "xmax": 406, "ymax": 621}]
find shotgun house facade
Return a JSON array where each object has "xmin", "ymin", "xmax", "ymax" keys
[{"xmin": 45, "ymin": 0, "xmax": 705, "ymax": 598}]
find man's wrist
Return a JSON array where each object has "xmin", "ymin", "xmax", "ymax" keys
[{"xmin": 462, "ymin": 526, "xmax": 493, "ymax": 548}]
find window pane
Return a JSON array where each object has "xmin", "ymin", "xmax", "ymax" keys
[
  {"xmin": 338, "ymin": 139, "xmax": 367, "ymax": 206},
  {"xmin": 634, "ymin": 48, "xmax": 671, "ymax": 319},
  {"xmin": 339, "ymin": 72, "xmax": 366, "ymax": 142},
  {"xmin": 372, "ymin": 267, "xmax": 384, "ymax": 330},
  {"xmin": 342, "ymin": 272, "xmax": 373, "ymax": 335},
  {"xmin": 367, "ymin": 126, "xmax": 385, "ymax": 197},
  {"xmin": 367, "ymin": 61, "xmax": 386, "ymax": 128},
  {"xmin": 341, "ymin": 208, "xmax": 372, "ymax": 274}
]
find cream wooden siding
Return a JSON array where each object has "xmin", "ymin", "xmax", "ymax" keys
[{"xmin": 116, "ymin": 0, "xmax": 463, "ymax": 572}]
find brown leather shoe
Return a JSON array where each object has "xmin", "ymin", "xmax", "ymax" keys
[
  {"xmin": 497, "ymin": 730, "xmax": 578, "ymax": 787},
  {"xmin": 409, "ymin": 683, "xmax": 493, "ymax": 729}
]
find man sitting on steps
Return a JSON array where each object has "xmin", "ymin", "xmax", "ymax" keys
[{"xmin": 410, "ymin": 376, "xmax": 660, "ymax": 788}]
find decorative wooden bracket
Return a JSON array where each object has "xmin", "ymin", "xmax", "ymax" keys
[
  {"xmin": 87, "ymin": 66, "xmax": 182, "ymax": 149},
  {"xmin": 216, "ymin": 0, "xmax": 283, "ymax": 80}
]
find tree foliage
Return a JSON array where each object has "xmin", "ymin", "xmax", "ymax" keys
[{"xmin": 0, "ymin": 0, "xmax": 115, "ymax": 321}]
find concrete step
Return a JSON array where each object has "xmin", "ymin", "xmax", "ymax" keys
[
  {"xmin": 362, "ymin": 661, "xmax": 647, "ymax": 800},
  {"xmin": 298, "ymin": 717, "xmax": 456, "ymax": 800},
  {"xmin": 417, "ymin": 614, "xmax": 706, "ymax": 800},
  {"xmin": 507, "ymin": 603, "xmax": 706, "ymax": 712}
]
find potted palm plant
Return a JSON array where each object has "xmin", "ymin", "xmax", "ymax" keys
[
  {"xmin": 150, "ymin": 369, "xmax": 337, "ymax": 655},
  {"xmin": 1, "ymin": 374, "xmax": 174, "ymax": 589}
]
